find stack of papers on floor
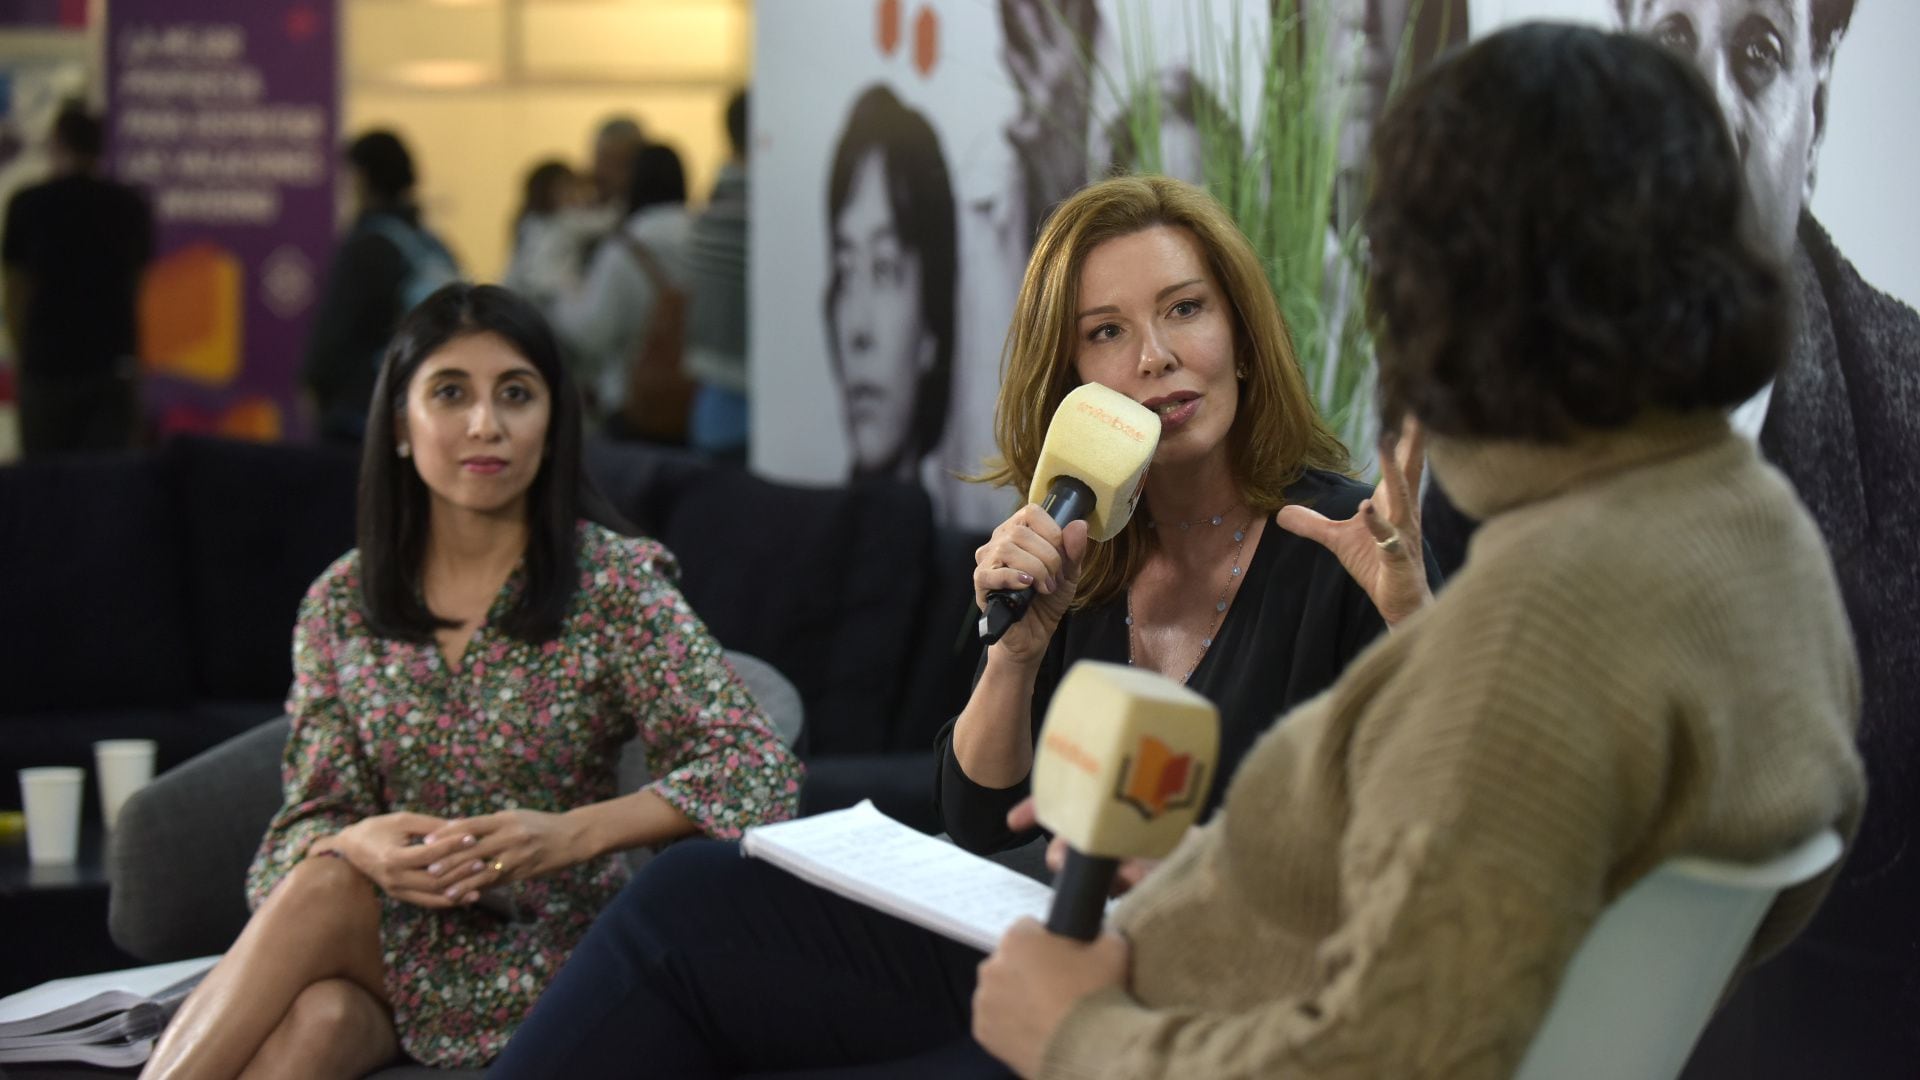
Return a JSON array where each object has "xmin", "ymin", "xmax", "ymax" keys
[{"xmin": 0, "ymin": 956, "xmax": 217, "ymax": 1067}]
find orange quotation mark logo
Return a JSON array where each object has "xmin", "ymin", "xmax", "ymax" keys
[
  {"xmin": 876, "ymin": 0, "xmax": 940, "ymax": 77},
  {"xmin": 1114, "ymin": 736, "xmax": 1206, "ymax": 820}
]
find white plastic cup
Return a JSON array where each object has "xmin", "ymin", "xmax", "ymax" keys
[
  {"xmin": 94, "ymin": 739, "xmax": 158, "ymax": 831},
  {"xmin": 19, "ymin": 767, "xmax": 84, "ymax": 866}
]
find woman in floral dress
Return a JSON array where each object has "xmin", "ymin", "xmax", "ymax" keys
[{"xmin": 144, "ymin": 283, "xmax": 802, "ymax": 1079}]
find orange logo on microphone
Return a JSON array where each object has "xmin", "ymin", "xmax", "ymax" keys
[
  {"xmin": 1114, "ymin": 736, "xmax": 1205, "ymax": 820},
  {"xmin": 1072, "ymin": 399, "xmax": 1149, "ymax": 443}
]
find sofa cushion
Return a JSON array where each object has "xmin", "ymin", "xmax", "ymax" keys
[
  {"xmin": 583, "ymin": 438, "xmax": 715, "ymax": 537},
  {"xmin": 0, "ymin": 453, "xmax": 195, "ymax": 715},
  {"xmin": 799, "ymin": 751, "xmax": 942, "ymax": 834},
  {"xmin": 169, "ymin": 437, "xmax": 359, "ymax": 701},
  {"xmin": 107, "ymin": 717, "xmax": 288, "ymax": 961},
  {"xmin": 660, "ymin": 472, "xmax": 934, "ymax": 756}
]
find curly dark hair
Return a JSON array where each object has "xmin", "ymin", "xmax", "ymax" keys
[{"xmin": 1363, "ymin": 22, "xmax": 1786, "ymax": 442}]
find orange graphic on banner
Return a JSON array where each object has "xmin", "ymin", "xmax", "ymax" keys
[
  {"xmin": 140, "ymin": 243, "xmax": 243, "ymax": 387},
  {"xmin": 1115, "ymin": 736, "xmax": 1204, "ymax": 820},
  {"xmin": 874, "ymin": 0, "xmax": 938, "ymax": 76},
  {"xmin": 155, "ymin": 397, "xmax": 283, "ymax": 442},
  {"xmin": 877, "ymin": 0, "xmax": 901, "ymax": 55},
  {"xmin": 912, "ymin": 6, "xmax": 939, "ymax": 76},
  {"xmin": 218, "ymin": 398, "xmax": 283, "ymax": 440}
]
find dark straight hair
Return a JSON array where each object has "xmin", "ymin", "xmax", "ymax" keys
[
  {"xmin": 626, "ymin": 142, "xmax": 688, "ymax": 216},
  {"xmin": 358, "ymin": 282, "xmax": 628, "ymax": 644}
]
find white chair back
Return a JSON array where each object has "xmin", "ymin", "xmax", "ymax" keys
[{"xmin": 1513, "ymin": 829, "xmax": 1842, "ymax": 1080}]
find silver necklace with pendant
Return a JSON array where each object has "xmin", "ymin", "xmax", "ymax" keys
[{"xmin": 1126, "ymin": 513, "xmax": 1253, "ymax": 684}]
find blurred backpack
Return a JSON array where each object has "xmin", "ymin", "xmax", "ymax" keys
[
  {"xmin": 611, "ymin": 233, "xmax": 695, "ymax": 444},
  {"xmin": 317, "ymin": 215, "xmax": 462, "ymax": 442},
  {"xmin": 365, "ymin": 215, "xmax": 461, "ymax": 315}
]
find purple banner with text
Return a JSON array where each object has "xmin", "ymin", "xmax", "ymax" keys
[{"xmin": 108, "ymin": 0, "xmax": 336, "ymax": 441}]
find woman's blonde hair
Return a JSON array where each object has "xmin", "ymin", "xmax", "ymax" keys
[{"xmin": 976, "ymin": 174, "xmax": 1349, "ymax": 608}]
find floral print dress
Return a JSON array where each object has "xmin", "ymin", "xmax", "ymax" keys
[{"xmin": 245, "ymin": 522, "xmax": 802, "ymax": 1067}]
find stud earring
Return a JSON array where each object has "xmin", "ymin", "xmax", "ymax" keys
[
  {"xmin": 1235, "ymin": 365, "xmax": 1248, "ymax": 380},
  {"xmin": 397, "ymin": 442, "xmax": 412, "ymax": 458}
]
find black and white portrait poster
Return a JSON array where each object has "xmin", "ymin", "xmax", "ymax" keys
[
  {"xmin": 750, "ymin": 0, "xmax": 1275, "ymax": 531},
  {"xmin": 752, "ymin": 0, "xmax": 1475, "ymax": 528}
]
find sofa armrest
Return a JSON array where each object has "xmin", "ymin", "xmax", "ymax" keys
[{"xmin": 107, "ymin": 717, "xmax": 289, "ymax": 961}]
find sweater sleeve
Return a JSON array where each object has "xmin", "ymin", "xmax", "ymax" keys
[{"xmin": 1042, "ymin": 601, "xmax": 1666, "ymax": 1080}]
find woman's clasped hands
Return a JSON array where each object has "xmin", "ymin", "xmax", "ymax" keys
[{"xmin": 327, "ymin": 808, "xmax": 589, "ymax": 907}]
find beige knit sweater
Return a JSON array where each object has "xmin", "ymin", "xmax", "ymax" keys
[{"xmin": 1043, "ymin": 414, "xmax": 1865, "ymax": 1080}]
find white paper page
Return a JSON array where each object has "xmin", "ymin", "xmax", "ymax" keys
[
  {"xmin": 0, "ymin": 956, "xmax": 218, "ymax": 1028},
  {"xmin": 743, "ymin": 800, "xmax": 1059, "ymax": 952}
]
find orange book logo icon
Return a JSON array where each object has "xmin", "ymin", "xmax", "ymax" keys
[{"xmin": 1114, "ymin": 736, "xmax": 1205, "ymax": 820}]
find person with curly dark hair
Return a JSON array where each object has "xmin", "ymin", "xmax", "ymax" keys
[{"xmin": 1420, "ymin": 7, "xmax": 1920, "ymax": 1071}]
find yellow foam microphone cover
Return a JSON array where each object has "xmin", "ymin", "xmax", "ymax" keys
[
  {"xmin": 1026, "ymin": 383, "xmax": 1159, "ymax": 541},
  {"xmin": 1031, "ymin": 660, "xmax": 1219, "ymax": 860}
]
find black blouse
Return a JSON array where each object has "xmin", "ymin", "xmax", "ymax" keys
[{"xmin": 933, "ymin": 469, "xmax": 1440, "ymax": 853}]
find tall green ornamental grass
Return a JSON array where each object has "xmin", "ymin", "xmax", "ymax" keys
[{"xmin": 1089, "ymin": 0, "xmax": 1438, "ymax": 472}]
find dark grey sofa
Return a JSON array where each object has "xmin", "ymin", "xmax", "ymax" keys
[{"xmin": 0, "ymin": 435, "xmax": 987, "ymax": 831}]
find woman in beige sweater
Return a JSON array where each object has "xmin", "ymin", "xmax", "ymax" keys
[{"xmin": 971, "ymin": 23, "xmax": 1867, "ymax": 1080}]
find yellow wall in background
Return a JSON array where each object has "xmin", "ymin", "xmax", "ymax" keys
[{"xmin": 343, "ymin": 0, "xmax": 751, "ymax": 282}]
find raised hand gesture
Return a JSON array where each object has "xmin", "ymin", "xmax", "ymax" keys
[{"xmin": 1274, "ymin": 417, "xmax": 1432, "ymax": 627}]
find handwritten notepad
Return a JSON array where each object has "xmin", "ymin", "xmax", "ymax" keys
[{"xmin": 742, "ymin": 800, "xmax": 1059, "ymax": 952}]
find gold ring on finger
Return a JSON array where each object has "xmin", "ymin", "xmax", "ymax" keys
[{"xmin": 490, "ymin": 859, "xmax": 505, "ymax": 874}]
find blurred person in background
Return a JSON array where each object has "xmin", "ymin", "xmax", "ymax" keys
[
  {"xmin": 304, "ymin": 130, "xmax": 461, "ymax": 444},
  {"xmin": 502, "ymin": 159, "xmax": 594, "ymax": 311},
  {"xmin": 681, "ymin": 89, "xmax": 751, "ymax": 465},
  {"xmin": 547, "ymin": 143, "xmax": 692, "ymax": 429},
  {"xmin": 2, "ymin": 101, "xmax": 152, "ymax": 456},
  {"xmin": 588, "ymin": 115, "xmax": 645, "ymax": 222}
]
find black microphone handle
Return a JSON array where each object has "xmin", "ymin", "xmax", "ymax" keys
[
  {"xmin": 978, "ymin": 477, "xmax": 1097, "ymax": 644},
  {"xmin": 1046, "ymin": 848, "xmax": 1120, "ymax": 941}
]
